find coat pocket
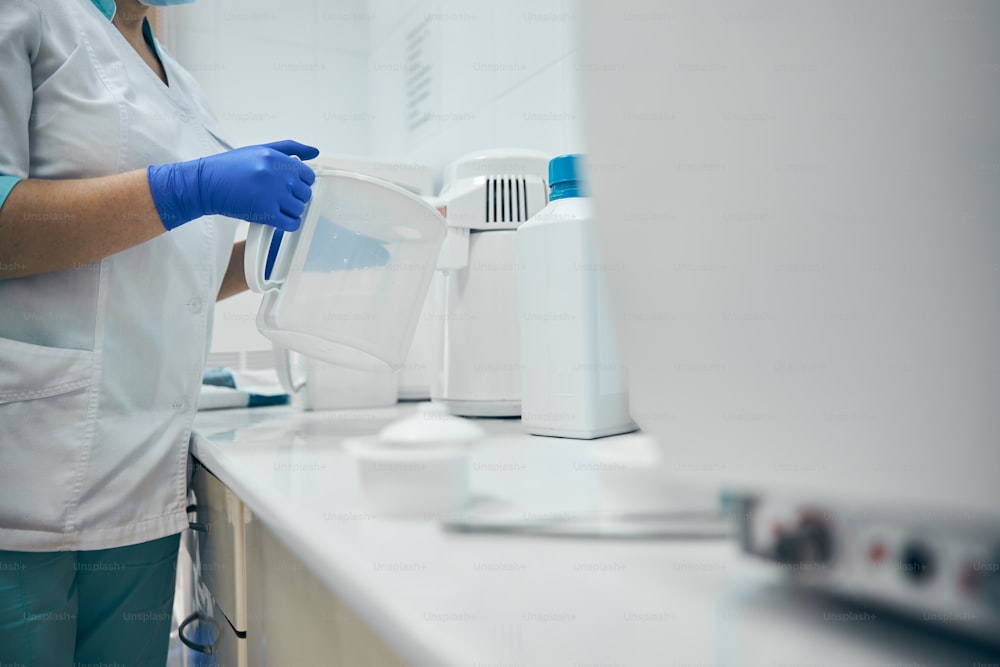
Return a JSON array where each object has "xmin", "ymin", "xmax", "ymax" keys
[
  {"xmin": 0, "ymin": 336, "xmax": 93, "ymax": 404},
  {"xmin": 0, "ymin": 337, "xmax": 95, "ymax": 536}
]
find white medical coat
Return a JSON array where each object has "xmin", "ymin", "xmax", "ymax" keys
[{"xmin": 0, "ymin": 0, "xmax": 238, "ymax": 550}]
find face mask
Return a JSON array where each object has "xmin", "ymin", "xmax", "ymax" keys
[{"xmin": 138, "ymin": 0, "xmax": 196, "ymax": 5}]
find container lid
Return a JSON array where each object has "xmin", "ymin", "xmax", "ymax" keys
[
  {"xmin": 549, "ymin": 154, "xmax": 586, "ymax": 200},
  {"xmin": 377, "ymin": 403, "xmax": 486, "ymax": 447}
]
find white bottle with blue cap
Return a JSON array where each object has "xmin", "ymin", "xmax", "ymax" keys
[{"xmin": 516, "ymin": 154, "xmax": 638, "ymax": 439}]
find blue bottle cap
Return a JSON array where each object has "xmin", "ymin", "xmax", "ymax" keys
[{"xmin": 549, "ymin": 154, "xmax": 586, "ymax": 201}]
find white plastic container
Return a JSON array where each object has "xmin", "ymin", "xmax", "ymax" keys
[
  {"xmin": 344, "ymin": 403, "xmax": 485, "ymax": 519},
  {"xmin": 275, "ymin": 347, "xmax": 399, "ymax": 411},
  {"xmin": 589, "ymin": 435, "xmax": 716, "ymax": 513},
  {"xmin": 398, "ymin": 294, "xmax": 434, "ymax": 400},
  {"xmin": 516, "ymin": 154, "xmax": 637, "ymax": 439}
]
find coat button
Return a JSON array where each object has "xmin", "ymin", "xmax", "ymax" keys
[
  {"xmin": 187, "ymin": 297, "xmax": 203, "ymax": 314},
  {"xmin": 172, "ymin": 399, "xmax": 185, "ymax": 410}
]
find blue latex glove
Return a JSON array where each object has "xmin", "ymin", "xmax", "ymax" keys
[{"xmin": 147, "ymin": 140, "xmax": 319, "ymax": 231}]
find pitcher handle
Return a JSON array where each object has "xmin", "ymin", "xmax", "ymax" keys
[{"xmin": 245, "ymin": 209, "xmax": 310, "ymax": 294}]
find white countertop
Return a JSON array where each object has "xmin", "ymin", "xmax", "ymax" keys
[{"xmin": 192, "ymin": 405, "xmax": 994, "ymax": 667}]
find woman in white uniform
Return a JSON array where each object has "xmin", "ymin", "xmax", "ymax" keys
[{"xmin": 0, "ymin": 0, "xmax": 317, "ymax": 663}]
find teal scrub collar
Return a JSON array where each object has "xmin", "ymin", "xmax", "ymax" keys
[{"xmin": 91, "ymin": 0, "xmax": 116, "ymax": 20}]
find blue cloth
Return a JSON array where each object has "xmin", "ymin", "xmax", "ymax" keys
[
  {"xmin": 0, "ymin": 534, "xmax": 181, "ymax": 665},
  {"xmin": 0, "ymin": 175, "xmax": 20, "ymax": 212},
  {"xmin": 200, "ymin": 368, "xmax": 290, "ymax": 410},
  {"xmin": 202, "ymin": 366, "xmax": 238, "ymax": 389}
]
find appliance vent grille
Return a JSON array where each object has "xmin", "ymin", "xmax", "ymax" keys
[{"xmin": 485, "ymin": 177, "xmax": 531, "ymax": 223}]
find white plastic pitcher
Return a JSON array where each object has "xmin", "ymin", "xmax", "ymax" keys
[{"xmin": 245, "ymin": 170, "xmax": 447, "ymax": 373}]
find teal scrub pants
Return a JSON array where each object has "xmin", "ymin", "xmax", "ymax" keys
[{"xmin": 0, "ymin": 533, "xmax": 181, "ymax": 667}]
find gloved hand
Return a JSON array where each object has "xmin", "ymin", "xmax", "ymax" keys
[{"xmin": 147, "ymin": 140, "xmax": 320, "ymax": 231}]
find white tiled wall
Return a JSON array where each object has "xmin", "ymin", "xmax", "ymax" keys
[
  {"xmin": 164, "ymin": 0, "xmax": 585, "ymax": 358},
  {"xmin": 368, "ymin": 0, "xmax": 586, "ymax": 187},
  {"xmin": 163, "ymin": 0, "xmax": 370, "ymax": 153}
]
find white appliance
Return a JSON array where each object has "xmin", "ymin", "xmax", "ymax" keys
[
  {"xmin": 430, "ymin": 150, "xmax": 550, "ymax": 417},
  {"xmin": 577, "ymin": 0, "xmax": 1000, "ymax": 644},
  {"xmin": 736, "ymin": 493, "xmax": 1000, "ymax": 646}
]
